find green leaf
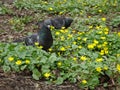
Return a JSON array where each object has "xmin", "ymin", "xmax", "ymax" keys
[
  {"xmin": 41, "ymin": 65, "xmax": 50, "ymax": 73},
  {"xmin": 20, "ymin": 65, "xmax": 27, "ymax": 70},
  {"xmin": 56, "ymin": 77, "xmax": 64, "ymax": 85},
  {"xmin": 32, "ymin": 68, "xmax": 41, "ymax": 80},
  {"xmin": 2, "ymin": 65, "xmax": 11, "ymax": 72},
  {"xmin": 48, "ymin": 53, "xmax": 57, "ymax": 63}
]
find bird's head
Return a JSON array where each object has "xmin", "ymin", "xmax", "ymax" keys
[{"xmin": 65, "ymin": 17, "xmax": 73, "ymax": 28}]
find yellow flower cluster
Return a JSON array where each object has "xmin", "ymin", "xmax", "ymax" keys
[
  {"xmin": 100, "ymin": 47, "xmax": 108, "ymax": 55},
  {"xmin": 87, "ymin": 39, "xmax": 99, "ymax": 49}
]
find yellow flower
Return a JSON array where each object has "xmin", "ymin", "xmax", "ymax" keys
[
  {"xmin": 104, "ymin": 27, "xmax": 109, "ymax": 31},
  {"xmin": 97, "ymin": 45, "xmax": 102, "ymax": 48},
  {"xmin": 48, "ymin": 48, "xmax": 52, "ymax": 52},
  {"xmin": 118, "ymin": 32, "xmax": 120, "ymax": 36},
  {"xmin": 37, "ymin": 45, "xmax": 43, "ymax": 49},
  {"xmin": 48, "ymin": 7, "xmax": 53, "ymax": 11},
  {"xmin": 60, "ymin": 36, "xmax": 65, "ymax": 41},
  {"xmin": 102, "ymin": 42, "xmax": 108, "ymax": 46},
  {"xmin": 73, "ymin": 42, "xmax": 77, "ymax": 45},
  {"xmin": 16, "ymin": 60, "xmax": 22, "ymax": 65},
  {"xmin": 104, "ymin": 66, "xmax": 108, "ymax": 70},
  {"xmin": 96, "ymin": 26, "xmax": 100, "ymax": 29},
  {"xmin": 59, "ymin": 12, "xmax": 63, "ymax": 15},
  {"xmin": 94, "ymin": 39, "xmax": 99, "ymax": 44},
  {"xmin": 97, "ymin": 31, "xmax": 102, "ymax": 34},
  {"xmin": 83, "ymin": 38, "xmax": 87, "ymax": 42},
  {"xmin": 50, "ymin": 25, "xmax": 55, "ymax": 30},
  {"xmin": 73, "ymin": 57, "xmax": 77, "ymax": 61},
  {"xmin": 117, "ymin": 54, "xmax": 120, "ymax": 57},
  {"xmin": 82, "ymin": 80, "xmax": 87, "ymax": 84},
  {"xmin": 78, "ymin": 45, "xmax": 82, "ymax": 49},
  {"xmin": 98, "ymin": 10, "xmax": 102, "ymax": 13},
  {"xmin": 104, "ymin": 31, "xmax": 108, "ymax": 34},
  {"xmin": 96, "ymin": 67, "xmax": 102, "ymax": 72},
  {"xmin": 89, "ymin": 25, "xmax": 93, "ymax": 29},
  {"xmin": 8, "ymin": 57, "xmax": 14, "ymax": 61},
  {"xmin": 78, "ymin": 32, "xmax": 83, "ymax": 35},
  {"xmin": 57, "ymin": 61, "xmax": 62, "ymax": 66},
  {"xmin": 100, "ymin": 37, "xmax": 106, "ymax": 40},
  {"xmin": 117, "ymin": 64, "xmax": 120, "ymax": 71},
  {"xmin": 104, "ymin": 50, "xmax": 108, "ymax": 54},
  {"xmin": 87, "ymin": 44, "xmax": 94, "ymax": 49},
  {"xmin": 55, "ymin": 31, "xmax": 60, "ymax": 35},
  {"xmin": 66, "ymin": 45, "xmax": 71, "ymax": 49},
  {"xmin": 60, "ymin": 47, "xmax": 66, "ymax": 51},
  {"xmin": 100, "ymin": 50, "xmax": 104, "ymax": 55},
  {"xmin": 88, "ymin": 16, "xmax": 91, "ymax": 18},
  {"xmin": 44, "ymin": 1, "xmax": 48, "ymax": 4},
  {"xmin": 60, "ymin": 29, "xmax": 65, "ymax": 33},
  {"xmin": 96, "ymin": 58, "xmax": 103, "ymax": 62},
  {"xmin": 25, "ymin": 60, "xmax": 30, "ymax": 64},
  {"xmin": 35, "ymin": 42, "xmax": 39, "ymax": 46},
  {"xmin": 58, "ymin": 52, "xmax": 61, "ymax": 56},
  {"xmin": 77, "ymin": 37, "xmax": 81, "ymax": 40},
  {"xmin": 80, "ymin": 56, "xmax": 87, "ymax": 61},
  {"xmin": 64, "ymin": 29, "xmax": 68, "ymax": 33},
  {"xmin": 68, "ymin": 34, "xmax": 73, "ymax": 38},
  {"xmin": 44, "ymin": 72, "xmax": 51, "ymax": 78},
  {"xmin": 61, "ymin": 27, "xmax": 65, "ymax": 29},
  {"xmin": 101, "ymin": 18, "xmax": 106, "ymax": 21}
]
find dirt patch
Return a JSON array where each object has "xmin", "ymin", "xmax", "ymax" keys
[{"xmin": 0, "ymin": 68, "xmax": 80, "ymax": 90}]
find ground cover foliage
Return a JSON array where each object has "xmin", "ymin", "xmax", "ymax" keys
[{"xmin": 0, "ymin": 0, "xmax": 120, "ymax": 89}]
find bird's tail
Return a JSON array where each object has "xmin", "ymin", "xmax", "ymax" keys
[{"xmin": 13, "ymin": 37, "xmax": 25, "ymax": 43}]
